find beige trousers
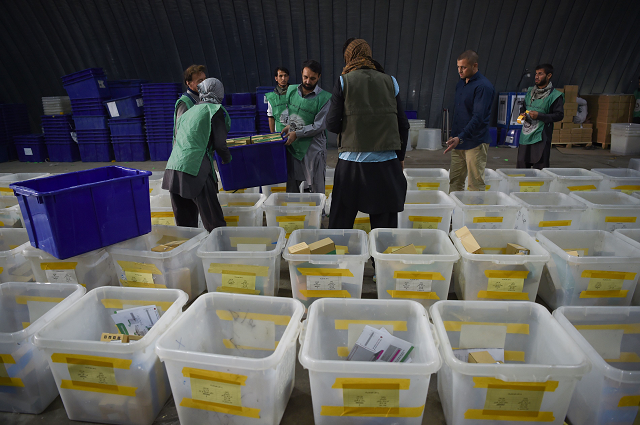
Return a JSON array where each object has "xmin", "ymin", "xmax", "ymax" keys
[{"xmin": 449, "ymin": 143, "xmax": 488, "ymax": 192}]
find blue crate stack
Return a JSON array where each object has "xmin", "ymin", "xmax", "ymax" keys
[
  {"xmin": 226, "ymin": 93, "xmax": 257, "ymax": 139},
  {"xmin": 0, "ymin": 104, "xmax": 30, "ymax": 162},
  {"xmin": 141, "ymin": 83, "xmax": 180, "ymax": 161},
  {"xmin": 63, "ymin": 68, "xmax": 114, "ymax": 162},
  {"xmin": 105, "ymin": 80, "xmax": 148, "ymax": 162},
  {"xmin": 14, "ymin": 134, "xmax": 48, "ymax": 162},
  {"xmin": 41, "ymin": 114, "xmax": 80, "ymax": 162},
  {"xmin": 255, "ymin": 86, "xmax": 273, "ymax": 134}
]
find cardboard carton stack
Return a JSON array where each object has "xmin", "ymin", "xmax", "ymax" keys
[
  {"xmin": 581, "ymin": 94, "xmax": 635, "ymax": 148},
  {"xmin": 551, "ymin": 86, "xmax": 592, "ymax": 146}
]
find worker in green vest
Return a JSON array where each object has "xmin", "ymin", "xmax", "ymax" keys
[
  {"xmin": 282, "ymin": 60, "xmax": 332, "ymax": 193},
  {"xmin": 163, "ymin": 78, "xmax": 231, "ymax": 232},
  {"xmin": 517, "ymin": 64, "xmax": 564, "ymax": 169},
  {"xmin": 326, "ymin": 38, "xmax": 409, "ymax": 230},
  {"xmin": 266, "ymin": 66, "xmax": 294, "ymax": 133},
  {"xmin": 174, "ymin": 65, "xmax": 206, "ymax": 135},
  {"xmin": 633, "ymin": 75, "xmax": 640, "ymax": 124}
]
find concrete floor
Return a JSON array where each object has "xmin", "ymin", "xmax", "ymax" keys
[{"xmin": 0, "ymin": 144, "xmax": 631, "ymax": 425}]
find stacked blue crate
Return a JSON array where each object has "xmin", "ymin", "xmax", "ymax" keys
[
  {"xmin": 142, "ymin": 83, "xmax": 180, "ymax": 161},
  {"xmin": 108, "ymin": 80, "xmax": 147, "ymax": 98},
  {"xmin": 0, "ymin": 104, "xmax": 30, "ymax": 162},
  {"xmin": 256, "ymin": 86, "xmax": 273, "ymax": 134},
  {"xmin": 109, "ymin": 118, "xmax": 148, "ymax": 162},
  {"xmin": 226, "ymin": 105, "xmax": 257, "ymax": 139},
  {"xmin": 14, "ymin": 134, "xmax": 48, "ymax": 162},
  {"xmin": 63, "ymin": 68, "xmax": 114, "ymax": 162},
  {"xmin": 41, "ymin": 115, "xmax": 80, "ymax": 162}
]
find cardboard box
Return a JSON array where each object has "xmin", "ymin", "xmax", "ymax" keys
[
  {"xmin": 308, "ymin": 238, "xmax": 336, "ymax": 255},
  {"xmin": 391, "ymin": 244, "xmax": 418, "ymax": 255},
  {"xmin": 151, "ymin": 240, "xmax": 187, "ymax": 253},
  {"xmin": 564, "ymin": 85, "xmax": 579, "ymax": 102},
  {"xmin": 560, "ymin": 129, "xmax": 572, "ymax": 136},
  {"xmin": 455, "ymin": 227, "xmax": 484, "ymax": 254},
  {"xmin": 288, "ymin": 242, "xmax": 311, "ymax": 255},
  {"xmin": 469, "ymin": 351, "xmax": 498, "ymax": 364},
  {"xmin": 506, "ymin": 243, "xmax": 530, "ymax": 255},
  {"xmin": 582, "ymin": 123, "xmax": 593, "ymax": 128},
  {"xmin": 570, "ymin": 128, "xmax": 583, "ymax": 134}
]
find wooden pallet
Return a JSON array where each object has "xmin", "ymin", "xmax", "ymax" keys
[{"xmin": 551, "ymin": 141, "xmax": 593, "ymax": 148}]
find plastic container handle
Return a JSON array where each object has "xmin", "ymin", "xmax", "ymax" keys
[{"xmin": 402, "ymin": 260, "xmax": 436, "ymax": 265}]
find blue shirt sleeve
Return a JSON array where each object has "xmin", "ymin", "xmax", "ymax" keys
[
  {"xmin": 340, "ymin": 76, "xmax": 343, "ymax": 90},
  {"xmin": 392, "ymin": 76, "xmax": 399, "ymax": 97},
  {"xmin": 458, "ymin": 84, "xmax": 494, "ymax": 142}
]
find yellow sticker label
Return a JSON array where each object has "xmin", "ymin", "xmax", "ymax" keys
[
  {"xmin": 118, "ymin": 261, "xmax": 162, "ymax": 275},
  {"xmin": 120, "ymin": 280, "xmax": 166, "ymax": 289},
  {"xmin": 587, "ymin": 277, "xmax": 624, "ymax": 292},
  {"xmin": 325, "ymin": 185, "xmax": 333, "ymax": 196},
  {"xmin": 276, "ymin": 215, "xmax": 306, "ymax": 236},
  {"xmin": 208, "ymin": 263, "xmax": 269, "ymax": 277},
  {"xmin": 0, "ymin": 362, "xmax": 7, "ymax": 378},
  {"xmin": 0, "ymin": 187, "xmax": 13, "ymax": 194},
  {"xmin": 539, "ymin": 220, "xmax": 572, "ymax": 227},
  {"xmin": 227, "ymin": 202, "xmax": 255, "ymax": 206},
  {"xmin": 282, "ymin": 202, "xmax": 316, "ymax": 206},
  {"xmin": 567, "ymin": 185, "xmax": 596, "ymax": 191},
  {"xmin": 343, "ymin": 387, "xmax": 399, "ymax": 409},
  {"xmin": 408, "ymin": 216, "xmax": 441, "ymax": 229},
  {"xmin": 225, "ymin": 216, "xmax": 239, "ymax": 227},
  {"xmin": 416, "ymin": 182, "xmax": 440, "ymax": 190},
  {"xmin": 508, "ymin": 174, "xmax": 526, "ymax": 177},
  {"xmin": 68, "ymin": 363, "xmax": 117, "ymax": 386},
  {"xmin": 612, "ymin": 185, "xmax": 640, "ymax": 193},
  {"xmin": 150, "ymin": 211, "xmax": 176, "ymax": 226},
  {"xmin": 353, "ymin": 217, "xmax": 371, "ymax": 233},
  {"xmin": 487, "ymin": 278, "xmax": 524, "ymax": 293},
  {"xmin": 124, "ymin": 271, "xmax": 154, "ymax": 284},
  {"xmin": 605, "ymin": 216, "xmax": 637, "ymax": 223},
  {"xmin": 297, "ymin": 268, "xmax": 354, "ymax": 277},
  {"xmin": 41, "ymin": 262, "xmax": 78, "ymax": 270},
  {"xmin": 485, "ymin": 185, "xmax": 491, "ymax": 190},
  {"xmin": 483, "ymin": 387, "xmax": 544, "ymax": 412},
  {"xmin": 221, "ymin": 272, "xmax": 256, "ymax": 291},
  {"xmin": 271, "ymin": 187, "xmax": 286, "ymax": 193},
  {"xmin": 473, "ymin": 217, "xmax": 503, "ymax": 223},
  {"xmin": 518, "ymin": 181, "xmax": 543, "ymax": 192},
  {"xmin": 229, "ymin": 237, "xmax": 273, "ymax": 247},
  {"xmin": 191, "ymin": 377, "xmax": 242, "ymax": 406}
]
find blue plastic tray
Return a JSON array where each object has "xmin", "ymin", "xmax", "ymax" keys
[
  {"xmin": 104, "ymin": 96, "xmax": 143, "ymax": 119},
  {"xmin": 112, "ymin": 141, "xmax": 149, "ymax": 162},
  {"xmin": 45, "ymin": 141, "xmax": 81, "ymax": 162},
  {"xmin": 109, "ymin": 119, "xmax": 145, "ymax": 136},
  {"xmin": 78, "ymin": 142, "xmax": 114, "ymax": 162},
  {"xmin": 215, "ymin": 139, "xmax": 287, "ymax": 191},
  {"xmin": 231, "ymin": 93, "xmax": 254, "ymax": 105},
  {"xmin": 229, "ymin": 116, "xmax": 256, "ymax": 133},
  {"xmin": 10, "ymin": 166, "xmax": 151, "ymax": 259},
  {"xmin": 74, "ymin": 115, "xmax": 108, "ymax": 130},
  {"xmin": 63, "ymin": 73, "xmax": 110, "ymax": 100},
  {"xmin": 15, "ymin": 140, "xmax": 48, "ymax": 162},
  {"xmin": 148, "ymin": 141, "xmax": 172, "ymax": 161},
  {"xmin": 109, "ymin": 80, "xmax": 147, "ymax": 98}
]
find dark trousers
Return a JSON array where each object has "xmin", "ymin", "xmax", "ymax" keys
[
  {"xmin": 517, "ymin": 139, "xmax": 551, "ymax": 170},
  {"xmin": 328, "ymin": 203, "xmax": 398, "ymax": 230},
  {"xmin": 169, "ymin": 174, "xmax": 226, "ymax": 232}
]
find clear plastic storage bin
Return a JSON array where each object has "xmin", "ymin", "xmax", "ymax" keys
[
  {"xmin": 430, "ymin": 301, "xmax": 590, "ymax": 425},
  {"xmin": 155, "ymin": 293, "xmax": 304, "ymax": 425},
  {"xmin": 592, "ymin": 168, "xmax": 640, "ymax": 195},
  {"xmin": 219, "ymin": 192, "xmax": 266, "ymax": 227},
  {"xmin": 24, "ymin": 246, "xmax": 118, "ymax": 290},
  {"xmin": 0, "ymin": 228, "xmax": 32, "ymax": 283},
  {"xmin": 260, "ymin": 183, "xmax": 287, "ymax": 198},
  {"xmin": 108, "ymin": 225, "xmax": 208, "ymax": 301},
  {"xmin": 282, "ymin": 229, "xmax": 369, "ymax": 309},
  {"xmin": 542, "ymin": 168, "xmax": 604, "ymax": 194},
  {"xmin": 403, "ymin": 168, "xmax": 450, "ymax": 193},
  {"xmin": 612, "ymin": 229, "xmax": 640, "ymax": 306},
  {"xmin": 511, "ymin": 192, "xmax": 587, "ymax": 235},
  {"xmin": 369, "ymin": 228, "xmax": 459, "ymax": 308},
  {"xmin": 465, "ymin": 168, "xmax": 503, "ymax": 191},
  {"xmin": 496, "ymin": 168, "xmax": 554, "ymax": 193},
  {"xmin": 0, "ymin": 282, "xmax": 84, "ymax": 414},
  {"xmin": 149, "ymin": 194, "xmax": 177, "ymax": 226},
  {"xmin": 570, "ymin": 191, "xmax": 640, "ymax": 231},
  {"xmin": 263, "ymin": 193, "xmax": 325, "ymax": 238},
  {"xmin": 450, "ymin": 191, "xmax": 521, "ymax": 230},
  {"xmin": 0, "ymin": 173, "xmax": 49, "ymax": 197},
  {"xmin": 398, "ymin": 190, "xmax": 455, "ymax": 231},
  {"xmin": 197, "ymin": 226, "xmax": 286, "ymax": 296},
  {"xmin": 0, "ymin": 197, "xmax": 22, "ymax": 228},
  {"xmin": 299, "ymin": 298, "xmax": 441, "ymax": 425},
  {"xmin": 33, "ymin": 287, "xmax": 188, "ymax": 425},
  {"xmin": 147, "ymin": 172, "xmax": 164, "ymax": 196},
  {"xmin": 536, "ymin": 230, "xmax": 640, "ymax": 309},
  {"xmin": 554, "ymin": 306, "xmax": 640, "ymax": 425},
  {"xmin": 450, "ymin": 228, "xmax": 550, "ymax": 301}
]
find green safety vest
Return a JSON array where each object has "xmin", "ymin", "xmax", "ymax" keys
[
  {"xmin": 166, "ymin": 103, "xmax": 231, "ymax": 177},
  {"xmin": 519, "ymin": 87, "xmax": 564, "ymax": 145},
  {"xmin": 634, "ymin": 90, "xmax": 640, "ymax": 118},
  {"xmin": 174, "ymin": 94, "xmax": 197, "ymax": 127},
  {"xmin": 265, "ymin": 86, "xmax": 295, "ymax": 132},
  {"xmin": 285, "ymin": 85, "xmax": 332, "ymax": 161}
]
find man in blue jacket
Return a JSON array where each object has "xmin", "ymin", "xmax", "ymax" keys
[{"xmin": 444, "ymin": 50, "xmax": 494, "ymax": 191}]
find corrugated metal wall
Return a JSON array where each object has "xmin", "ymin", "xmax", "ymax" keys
[{"xmin": 1, "ymin": 0, "xmax": 639, "ymax": 131}]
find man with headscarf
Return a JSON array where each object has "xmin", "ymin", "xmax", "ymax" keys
[
  {"xmin": 281, "ymin": 59, "xmax": 332, "ymax": 193},
  {"xmin": 163, "ymin": 78, "xmax": 231, "ymax": 232},
  {"xmin": 517, "ymin": 64, "xmax": 564, "ymax": 169},
  {"xmin": 326, "ymin": 38, "xmax": 409, "ymax": 230},
  {"xmin": 266, "ymin": 66, "xmax": 294, "ymax": 133}
]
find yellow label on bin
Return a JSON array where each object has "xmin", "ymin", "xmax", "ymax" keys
[
  {"xmin": 409, "ymin": 216, "xmax": 441, "ymax": 229},
  {"xmin": 227, "ymin": 202, "xmax": 255, "ymax": 206},
  {"xmin": 224, "ymin": 216, "xmax": 239, "ymax": 227},
  {"xmin": 605, "ymin": 216, "xmax": 637, "ymax": 223},
  {"xmin": 587, "ymin": 277, "xmax": 624, "ymax": 292},
  {"xmin": 208, "ymin": 263, "xmax": 269, "ymax": 277},
  {"xmin": 150, "ymin": 211, "xmax": 176, "ymax": 226},
  {"xmin": 325, "ymin": 184, "xmax": 333, "ymax": 196},
  {"xmin": 221, "ymin": 271, "xmax": 256, "ymax": 292},
  {"xmin": 539, "ymin": 220, "xmax": 572, "ymax": 227},
  {"xmin": 118, "ymin": 261, "xmax": 162, "ymax": 286},
  {"xmin": 485, "ymin": 185, "xmax": 491, "ymax": 190},
  {"xmin": 567, "ymin": 185, "xmax": 596, "ymax": 191},
  {"xmin": 612, "ymin": 185, "xmax": 640, "ymax": 194},
  {"xmin": 416, "ymin": 182, "xmax": 439, "ymax": 190},
  {"xmin": 124, "ymin": 271, "xmax": 154, "ymax": 284},
  {"xmin": 276, "ymin": 215, "xmax": 305, "ymax": 237},
  {"xmin": 271, "ymin": 187, "xmax": 286, "ymax": 193},
  {"xmin": 52, "ymin": 353, "xmax": 136, "ymax": 396},
  {"xmin": 68, "ymin": 363, "xmax": 117, "ymax": 386},
  {"xmin": 519, "ymin": 181, "xmax": 544, "ymax": 192},
  {"xmin": 0, "ymin": 354, "xmax": 24, "ymax": 387},
  {"xmin": 485, "ymin": 270, "xmax": 528, "ymax": 293},
  {"xmin": 353, "ymin": 217, "xmax": 371, "ymax": 233},
  {"xmin": 473, "ymin": 217, "xmax": 503, "ymax": 223},
  {"xmin": 282, "ymin": 202, "xmax": 316, "ymax": 207},
  {"xmin": 298, "ymin": 268, "xmax": 354, "ymax": 277},
  {"xmin": 508, "ymin": 174, "xmax": 526, "ymax": 177},
  {"xmin": 343, "ymin": 387, "xmax": 399, "ymax": 409},
  {"xmin": 191, "ymin": 377, "xmax": 242, "ymax": 406}
]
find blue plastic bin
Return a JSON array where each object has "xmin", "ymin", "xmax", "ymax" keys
[
  {"xmin": 14, "ymin": 136, "xmax": 48, "ymax": 162},
  {"xmin": 489, "ymin": 127, "xmax": 498, "ymax": 147},
  {"xmin": 405, "ymin": 110, "xmax": 418, "ymax": 119},
  {"xmin": 229, "ymin": 116, "xmax": 256, "ymax": 133},
  {"xmin": 103, "ymin": 95, "xmax": 143, "ymax": 119},
  {"xmin": 109, "ymin": 119, "xmax": 144, "ymax": 136},
  {"xmin": 108, "ymin": 80, "xmax": 147, "ymax": 98},
  {"xmin": 62, "ymin": 69, "xmax": 110, "ymax": 99},
  {"xmin": 215, "ymin": 139, "xmax": 287, "ymax": 191},
  {"xmin": 148, "ymin": 141, "xmax": 172, "ymax": 161},
  {"xmin": 111, "ymin": 140, "xmax": 149, "ymax": 162},
  {"xmin": 45, "ymin": 142, "xmax": 80, "ymax": 162},
  {"xmin": 231, "ymin": 93, "xmax": 254, "ymax": 105},
  {"xmin": 70, "ymin": 98, "xmax": 106, "ymax": 116},
  {"xmin": 77, "ymin": 142, "xmax": 114, "ymax": 162},
  {"xmin": 73, "ymin": 115, "xmax": 108, "ymax": 130},
  {"xmin": 10, "ymin": 166, "xmax": 151, "ymax": 259}
]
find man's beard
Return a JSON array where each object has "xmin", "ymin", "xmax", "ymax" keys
[
  {"xmin": 302, "ymin": 82, "xmax": 317, "ymax": 91},
  {"xmin": 536, "ymin": 77, "xmax": 549, "ymax": 87}
]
